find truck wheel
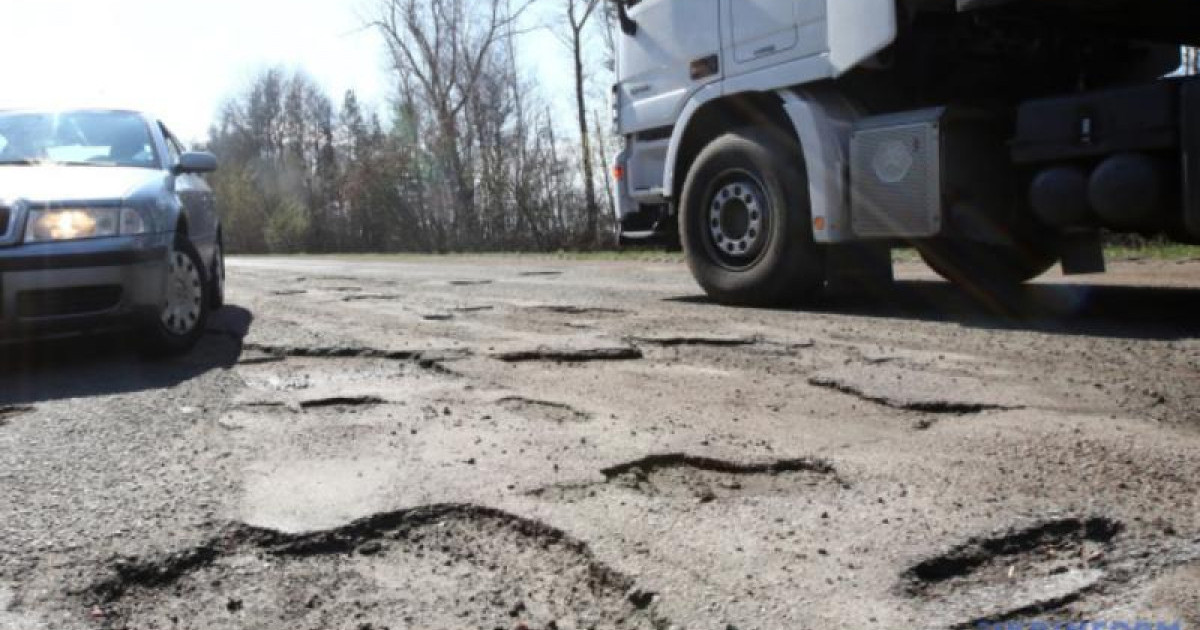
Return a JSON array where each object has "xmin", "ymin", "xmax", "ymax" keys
[
  {"xmin": 918, "ymin": 238, "xmax": 1057, "ymax": 294},
  {"xmin": 680, "ymin": 127, "xmax": 824, "ymax": 306}
]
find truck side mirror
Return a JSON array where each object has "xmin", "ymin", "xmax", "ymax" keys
[{"xmin": 614, "ymin": 0, "xmax": 637, "ymax": 36}]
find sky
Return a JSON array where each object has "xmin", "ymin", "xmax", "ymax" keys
[{"xmin": 0, "ymin": 0, "xmax": 578, "ymax": 144}]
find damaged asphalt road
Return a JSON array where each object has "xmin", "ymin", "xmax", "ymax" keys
[{"xmin": 1, "ymin": 256, "xmax": 1199, "ymax": 630}]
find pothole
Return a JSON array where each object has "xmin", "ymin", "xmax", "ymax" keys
[
  {"xmin": 808, "ymin": 365, "xmax": 1027, "ymax": 414},
  {"xmin": 0, "ymin": 405, "xmax": 34, "ymax": 426},
  {"xmin": 629, "ymin": 334, "xmax": 760, "ymax": 348},
  {"xmin": 532, "ymin": 454, "xmax": 839, "ymax": 503},
  {"xmin": 86, "ymin": 505, "xmax": 667, "ymax": 630},
  {"xmin": 237, "ymin": 352, "xmax": 287, "ymax": 366},
  {"xmin": 243, "ymin": 342, "xmax": 467, "ymax": 366},
  {"xmin": 342, "ymin": 294, "xmax": 402, "ymax": 303},
  {"xmin": 903, "ymin": 517, "xmax": 1124, "ymax": 625},
  {"xmin": 497, "ymin": 397, "xmax": 592, "ymax": 423},
  {"xmin": 527, "ymin": 305, "xmax": 627, "ymax": 316},
  {"xmin": 494, "ymin": 345, "xmax": 643, "ymax": 364},
  {"xmin": 228, "ymin": 354, "xmax": 463, "ymax": 424},
  {"xmin": 298, "ymin": 396, "xmax": 387, "ymax": 410}
]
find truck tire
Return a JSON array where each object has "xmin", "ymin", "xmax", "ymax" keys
[
  {"xmin": 918, "ymin": 238, "xmax": 1057, "ymax": 294},
  {"xmin": 680, "ymin": 127, "xmax": 824, "ymax": 306}
]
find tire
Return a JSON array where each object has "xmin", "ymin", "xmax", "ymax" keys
[
  {"xmin": 918, "ymin": 238, "xmax": 1058, "ymax": 295},
  {"xmin": 680, "ymin": 127, "xmax": 824, "ymax": 306},
  {"xmin": 210, "ymin": 233, "xmax": 226, "ymax": 310},
  {"xmin": 142, "ymin": 238, "xmax": 210, "ymax": 357}
]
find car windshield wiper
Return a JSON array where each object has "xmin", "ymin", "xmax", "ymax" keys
[{"xmin": 0, "ymin": 158, "xmax": 46, "ymax": 166}]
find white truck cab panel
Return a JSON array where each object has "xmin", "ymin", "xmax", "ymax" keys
[
  {"xmin": 724, "ymin": 0, "xmax": 828, "ymax": 77},
  {"xmin": 827, "ymin": 0, "xmax": 899, "ymax": 74},
  {"xmin": 616, "ymin": 0, "xmax": 897, "ymax": 203},
  {"xmin": 617, "ymin": 0, "xmax": 722, "ymax": 135}
]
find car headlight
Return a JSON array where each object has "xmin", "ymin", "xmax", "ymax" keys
[{"xmin": 25, "ymin": 208, "xmax": 148, "ymax": 242}]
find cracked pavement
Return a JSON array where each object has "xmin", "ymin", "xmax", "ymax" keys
[{"xmin": 1, "ymin": 256, "xmax": 1199, "ymax": 630}]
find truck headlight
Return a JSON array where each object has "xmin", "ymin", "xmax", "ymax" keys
[{"xmin": 25, "ymin": 208, "xmax": 148, "ymax": 242}]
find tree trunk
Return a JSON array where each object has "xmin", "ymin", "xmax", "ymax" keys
[
  {"xmin": 572, "ymin": 28, "xmax": 600, "ymax": 249},
  {"xmin": 594, "ymin": 108, "xmax": 616, "ymax": 246}
]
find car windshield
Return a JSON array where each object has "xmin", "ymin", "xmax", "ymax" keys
[{"xmin": 0, "ymin": 110, "xmax": 157, "ymax": 168}]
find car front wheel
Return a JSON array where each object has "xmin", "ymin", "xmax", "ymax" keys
[{"xmin": 142, "ymin": 238, "xmax": 210, "ymax": 356}]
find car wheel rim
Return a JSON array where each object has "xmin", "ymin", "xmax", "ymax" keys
[
  {"xmin": 162, "ymin": 249, "xmax": 202, "ymax": 336},
  {"xmin": 704, "ymin": 172, "xmax": 770, "ymax": 270}
]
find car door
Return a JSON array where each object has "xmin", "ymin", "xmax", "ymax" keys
[
  {"xmin": 616, "ymin": 0, "xmax": 722, "ymax": 134},
  {"xmin": 162, "ymin": 124, "xmax": 217, "ymax": 260}
]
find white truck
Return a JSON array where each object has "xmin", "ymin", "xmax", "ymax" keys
[{"xmin": 611, "ymin": 0, "xmax": 1200, "ymax": 305}]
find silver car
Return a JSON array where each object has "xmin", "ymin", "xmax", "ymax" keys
[{"xmin": 0, "ymin": 109, "xmax": 225, "ymax": 355}]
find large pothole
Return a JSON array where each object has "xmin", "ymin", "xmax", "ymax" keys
[
  {"xmin": 493, "ymin": 345, "xmax": 643, "ymax": 364},
  {"xmin": 808, "ymin": 365, "xmax": 1032, "ymax": 414},
  {"xmin": 525, "ymin": 305, "xmax": 627, "ymax": 316},
  {"xmin": 532, "ymin": 454, "xmax": 839, "ymax": 503},
  {"xmin": 627, "ymin": 334, "xmax": 760, "ymax": 348},
  {"xmin": 233, "ymin": 346, "xmax": 465, "ymax": 405},
  {"xmin": 497, "ymin": 396, "xmax": 592, "ymax": 423},
  {"xmin": 88, "ymin": 505, "xmax": 667, "ymax": 630},
  {"xmin": 0, "ymin": 405, "xmax": 34, "ymax": 426},
  {"xmin": 902, "ymin": 517, "xmax": 1125, "ymax": 626}
]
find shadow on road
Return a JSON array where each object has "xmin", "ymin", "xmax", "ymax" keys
[
  {"xmin": 669, "ymin": 281, "xmax": 1200, "ymax": 341},
  {"xmin": 0, "ymin": 306, "xmax": 253, "ymax": 406}
]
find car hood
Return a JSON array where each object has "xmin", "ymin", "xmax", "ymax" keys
[{"xmin": 0, "ymin": 165, "xmax": 167, "ymax": 204}]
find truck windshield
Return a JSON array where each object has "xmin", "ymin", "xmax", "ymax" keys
[{"xmin": 0, "ymin": 110, "xmax": 158, "ymax": 169}]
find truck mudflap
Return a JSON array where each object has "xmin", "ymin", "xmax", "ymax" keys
[{"xmin": 1185, "ymin": 80, "xmax": 1200, "ymax": 238}]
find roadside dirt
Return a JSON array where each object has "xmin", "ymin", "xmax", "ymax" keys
[{"xmin": 1, "ymin": 257, "xmax": 1198, "ymax": 630}]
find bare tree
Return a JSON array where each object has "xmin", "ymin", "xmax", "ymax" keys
[
  {"xmin": 373, "ymin": 0, "xmax": 532, "ymax": 249},
  {"xmin": 213, "ymin": 1, "xmax": 624, "ymax": 254},
  {"xmin": 554, "ymin": 0, "xmax": 603, "ymax": 247},
  {"xmin": 593, "ymin": 108, "xmax": 615, "ymax": 240}
]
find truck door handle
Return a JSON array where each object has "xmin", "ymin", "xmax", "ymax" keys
[
  {"xmin": 754, "ymin": 45, "xmax": 777, "ymax": 58},
  {"xmin": 630, "ymin": 84, "xmax": 652, "ymax": 96}
]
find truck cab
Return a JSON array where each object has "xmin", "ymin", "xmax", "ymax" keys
[{"xmin": 612, "ymin": 0, "xmax": 1200, "ymax": 305}]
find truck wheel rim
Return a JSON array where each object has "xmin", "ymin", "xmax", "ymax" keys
[
  {"xmin": 162, "ymin": 250, "xmax": 203, "ymax": 336},
  {"xmin": 706, "ymin": 173, "xmax": 769, "ymax": 269}
]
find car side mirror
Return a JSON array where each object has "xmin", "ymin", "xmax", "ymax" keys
[{"xmin": 174, "ymin": 151, "xmax": 218, "ymax": 175}]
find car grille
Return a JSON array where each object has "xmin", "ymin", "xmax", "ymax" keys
[{"xmin": 16, "ymin": 286, "xmax": 124, "ymax": 319}]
